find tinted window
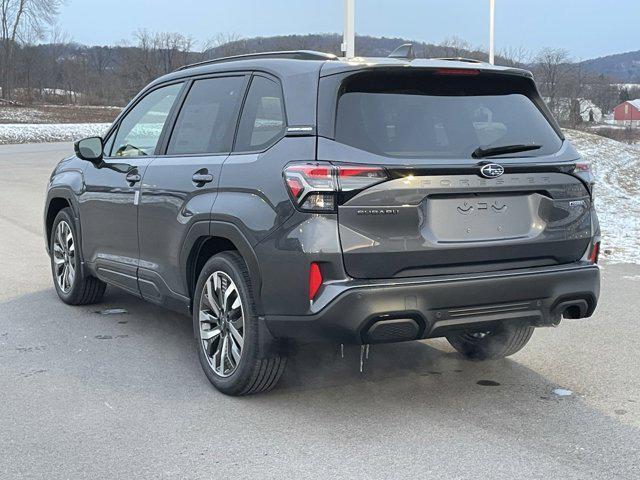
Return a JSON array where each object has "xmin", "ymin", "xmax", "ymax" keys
[
  {"xmin": 167, "ymin": 76, "xmax": 245, "ymax": 155},
  {"xmin": 111, "ymin": 83, "xmax": 182, "ymax": 157},
  {"xmin": 235, "ymin": 76, "xmax": 285, "ymax": 152},
  {"xmin": 335, "ymin": 72, "xmax": 562, "ymax": 159}
]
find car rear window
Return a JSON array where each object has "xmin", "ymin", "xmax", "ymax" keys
[{"xmin": 334, "ymin": 71, "xmax": 562, "ymax": 159}]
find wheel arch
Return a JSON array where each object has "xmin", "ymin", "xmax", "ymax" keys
[
  {"xmin": 183, "ymin": 221, "xmax": 263, "ymax": 314},
  {"xmin": 44, "ymin": 189, "xmax": 79, "ymax": 254}
]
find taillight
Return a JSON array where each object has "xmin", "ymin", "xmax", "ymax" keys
[
  {"xmin": 573, "ymin": 160, "xmax": 592, "ymax": 173},
  {"xmin": 589, "ymin": 241, "xmax": 600, "ymax": 264},
  {"xmin": 309, "ymin": 262, "xmax": 323, "ymax": 300},
  {"xmin": 573, "ymin": 159, "xmax": 595, "ymax": 197},
  {"xmin": 285, "ymin": 177, "xmax": 304, "ymax": 198},
  {"xmin": 283, "ymin": 163, "xmax": 388, "ymax": 212},
  {"xmin": 337, "ymin": 166, "xmax": 388, "ymax": 192}
]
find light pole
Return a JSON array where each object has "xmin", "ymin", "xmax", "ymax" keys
[
  {"xmin": 489, "ymin": 0, "xmax": 495, "ymax": 64},
  {"xmin": 342, "ymin": 0, "xmax": 355, "ymax": 58}
]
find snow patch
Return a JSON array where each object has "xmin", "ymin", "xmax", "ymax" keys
[
  {"xmin": 0, "ymin": 123, "xmax": 109, "ymax": 144},
  {"xmin": 0, "ymin": 107, "xmax": 51, "ymax": 123},
  {"xmin": 565, "ymin": 130, "xmax": 640, "ymax": 264}
]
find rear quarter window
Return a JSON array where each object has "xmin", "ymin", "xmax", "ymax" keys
[{"xmin": 234, "ymin": 76, "xmax": 286, "ymax": 152}]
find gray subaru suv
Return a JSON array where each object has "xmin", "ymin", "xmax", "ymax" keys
[{"xmin": 44, "ymin": 50, "xmax": 601, "ymax": 395}]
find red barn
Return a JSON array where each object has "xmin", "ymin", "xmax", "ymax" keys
[{"xmin": 614, "ymin": 100, "xmax": 640, "ymax": 127}]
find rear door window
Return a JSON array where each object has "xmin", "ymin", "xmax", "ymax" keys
[
  {"xmin": 167, "ymin": 76, "xmax": 246, "ymax": 155},
  {"xmin": 235, "ymin": 76, "xmax": 286, "ymax": 152},
  {"xmin": 334, "ymin": 71, "xmax": 562, "ymax": 159}
]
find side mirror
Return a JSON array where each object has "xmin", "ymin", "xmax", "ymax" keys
[{"xmin": 74, "ymin": 136, "xmax": 103, "ymax": 163}]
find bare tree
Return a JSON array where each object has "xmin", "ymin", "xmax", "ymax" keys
[
  {"xmin": 157, "ymin": 32, "xmax": 195, "ymax": 72},
  {"xmin": 13, "ymin": 25, "xmax": 38, "ymax": 102},
  {"xmin": 438, "ymin": 36, "xmax": 472, "ymax": 58},
  {"xmin": 533, "ymin": 48, "xmax": 572, "ymax": 119},
  {"xmin": 587, "ymin": 75, "xmax": 617, "ymax": 116},
  {"xmin": 111, "ymin": 30, "xmax": 199, "ymax": 100},
  {"xmin": 0, "ymin": 0, "xmax": 61, "ymax": 99},
  {"xmin": 562, "ymin": 62, "xmax": 592, "ymax": 127},
  {"xmin": 88, "ymin": 46, "xmax": 114, "ymax": 79},
  {"xmin": 133, "ymin": 29, "xmax": 162, "ymax": 82},
  {"xmin": 43, "ymin": 25, "xmax": 72, "ymax": 102},
  {"xmin": 497, "ymin": 46, "xmax": 531, "ymax": 68},
  {"xmin": 203, "ymin": 33, "xmax": 246, "ymax": 59}
]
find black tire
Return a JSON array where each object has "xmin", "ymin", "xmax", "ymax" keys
[
  {"xmin": 193, "ymin": 251, "xmax": 286, "ymax": 396},
  {"xmin": 50, "ymin": 208, "xmax": 106, "ymax": 305},
  {"xmin": 446, "ymin": 321, "xmax": 535, "ymax": 360}
]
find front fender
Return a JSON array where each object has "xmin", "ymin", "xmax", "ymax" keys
[{"xmin": 44, "ymin": 164, "xmax": 85, "ymax": 254}]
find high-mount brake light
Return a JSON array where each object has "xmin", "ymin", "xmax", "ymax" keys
[
  {"xmin": 435, "ymin": 68, "xmax": 480, "ymax": 76},
  {"xmin": 283, "ymin": 163, "xmax": 388, "ymax": 212}
]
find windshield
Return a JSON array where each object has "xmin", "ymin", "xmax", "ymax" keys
[{"xmin": 334, "ymin": 72, "xmax": 562, "ymax": 159}]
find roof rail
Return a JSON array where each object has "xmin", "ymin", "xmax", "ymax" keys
[
  {"xmin": 176, "ymin": 50, "xmax": 338, "ymax": 72},
  {"xmin": 433, "ymin": 57, "xmax": 486, "ymax": 64}
]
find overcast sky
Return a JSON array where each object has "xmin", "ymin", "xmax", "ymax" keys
[{"xmin": 58, "ymin": 0, "xmax": 637, "ymax": 60}]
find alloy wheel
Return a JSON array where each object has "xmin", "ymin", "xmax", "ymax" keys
[
  {"xmin": 198, "ymin": 271, "xmax": 245, "ymax": 377},
  {"xmin": 53, "ymin": 220, "xmax": 76, "ymax": 293}
]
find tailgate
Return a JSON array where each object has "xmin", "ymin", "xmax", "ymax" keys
[{"xmin": 338, "ymin": 172, "xmax": 592, "ymax": 278}]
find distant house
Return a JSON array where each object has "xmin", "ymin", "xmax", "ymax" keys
[
  {"xmin": 544, "ymin": 97, "xmax": 602, "ymax": 124},
  {"xmin": 614, "ymin": 100, "xmax": 640, "ymax": 127}
]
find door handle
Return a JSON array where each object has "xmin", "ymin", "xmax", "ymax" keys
[
  {"xmin": 126, "ymin": 172, "xmax": 141, "ymax": 185},
  {"xmin": 192, "ymin": 173, "xmax": 214, "ymax": 185}
]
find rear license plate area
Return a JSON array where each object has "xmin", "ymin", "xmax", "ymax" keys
[{"xmin": 425, "ymin": 194, "xmax": 540, "ymax": 243}]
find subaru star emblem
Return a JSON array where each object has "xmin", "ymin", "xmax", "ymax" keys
[{"xmin": 480, "ymin": 163, "xmax": 505, "ymax": 179}]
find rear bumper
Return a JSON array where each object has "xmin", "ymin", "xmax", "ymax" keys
[{"xmin": 263, "ymin": 263, "xmax": 600, "ymax": 345}]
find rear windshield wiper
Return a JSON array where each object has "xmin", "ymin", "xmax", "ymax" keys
[{"xmin": 472, "ymin": 144, "xmax": 542, "ymax": 159}]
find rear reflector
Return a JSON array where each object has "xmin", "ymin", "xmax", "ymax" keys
[
  {"xmin": 589, "ymin": 241, "xmax": 600, "ymax": 264},
  {"xmin": 309, "ymin": 262, "xmax": 323, "ymax": 300}
]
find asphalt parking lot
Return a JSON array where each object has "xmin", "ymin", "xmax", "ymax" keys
[{"xmin": 1, "ymin": 142, "xmax": 639, "ymax": 479}]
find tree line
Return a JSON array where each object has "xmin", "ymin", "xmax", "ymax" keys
[{"xmin": 1, "ymin": 1, "xmax": 637, "ymax": 127}]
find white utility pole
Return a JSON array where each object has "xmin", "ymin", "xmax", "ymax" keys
[
  {"xmin": 342, "ymin": 0, "xmax": 355, "ymax": 58},
  {"xmin": 489, "ymin": 0, "xmax": 495, "ymax": 64}
]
